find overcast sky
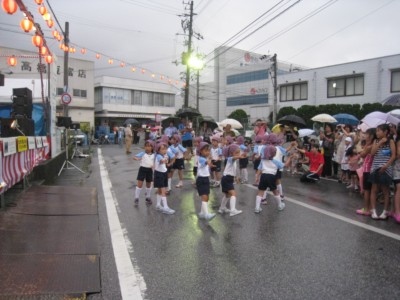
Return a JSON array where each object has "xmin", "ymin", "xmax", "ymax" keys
[{"xmin": 1, "ymin": 0, "xmax": 399, "ymax": 84}]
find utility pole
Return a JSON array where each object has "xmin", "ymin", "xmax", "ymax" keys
[
  {"xmin": 196, "ymin": 70, "xmax": 200, "ymax": 110},
  {"xmin": 183, "ymin": 1, "xmax": 193, "ymax": 108},
  {"xmin": 271, "ymin": 53, "xmax": 278, "ymax": 124},
  {"xmin": 63, "ymin": 21, "xmax": 69, "ymax": 117}
]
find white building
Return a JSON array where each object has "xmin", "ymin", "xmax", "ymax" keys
[
  {"xmin": 94, "ymin": 76, "xmax": 178, "ymax": 128},
  {"xmin": 195, "ymin": 46, "xmax": 400, "ymax": 124},
  {"xmin": 277, "ymin": 54, "xmax": 400, "ymax": 110}
]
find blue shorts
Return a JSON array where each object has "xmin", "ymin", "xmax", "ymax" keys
[
  {"xmin": 154, "ymin": 170, "xmax": 168, "ymax": 188},
  {"xmin": 211, "ymin": 160, "xmax": 222, "ymax": 172},
  {"xmin": 173, "ymin": 158, "xmax": 185, "ymax": 170},
  {"xmin": 196, "ymin": 176, "xmax": 210, "ymax": 196},
  {"xmin": 221, "ymin": 175, "xmax": 234, "ymax": 194},
  {"xmin": 239, "ymin": 157, "xmax": 249, "ymax": 169},
  {"xmin": 136, "ymin": 166, "xmax": 153, "ymax": 182},
  {"xmin": 258, "ymin": 173, "xmax": 277, "ymax": 191}
]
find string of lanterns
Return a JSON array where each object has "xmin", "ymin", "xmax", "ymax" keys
[{"xmin": 1, "ymin": 0, "xmax": 185, "ymax": 87}]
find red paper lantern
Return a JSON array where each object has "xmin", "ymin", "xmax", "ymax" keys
[
  {"xmin": 35, "ymin": 0, "xmax": 44, "ymax": 4},
  {"xmin": 108, "ymin": 59, "xmax": 113, "ymax": 64},
  {"xmin": 80, "ymin": 48, "xmax": 86, "ymax": 54},
  {"xmin": 45, "ymin": 55, "xmax": 53, "ymax": 64},
  {"xmin": 32, "ymin": 34, "xmax": 43, "ymax": 47},
  {"xmin": 7, "ymin": 55, "xmax": 17, "ymax": 67},
  {"xmin": 96, "ymin": 53, "xmax": 101, "ymax": 59},
  {"xmin": 2, "ymin": 0, "xmax": 18, "ymax": 14},
  {"xmin": 52, "ymin": 29, "xmax": 58, "ymax": 38},
  {"xmin": 46, "ymin": 19, "xmax": 54, "ymax": 28},
  {"xmin": 20, "ymin": 18, "xmax": 33, "ymax": 32},
  {"xmin": 38, "ymin": 5, "xmax": 46, "ymax": 15},
  {"xmin": 42, "ymin": 12, "xmax": 50, "ymax": 21},
  {"xmin": 141, "ymin": 69, "xmax": 146, "ymax": 74},
  {"xmin": 40, "ymin": 46, "xmax": 47, "ymax": 55},
  {"xmin": 120, "ymin": 62, "xmax": 125, "ymax": 67}
]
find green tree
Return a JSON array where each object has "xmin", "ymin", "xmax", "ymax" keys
[{"xmin": 228, "ymin": 109, "xmax": 248, "ymax": 127}]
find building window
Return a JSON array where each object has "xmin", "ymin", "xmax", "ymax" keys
[
  {"xmin": 227, "ymin": 70, "xmax": 269, "ymax": 85},
  {"xmin": 56, "ymin": 88, "xmax": 64, "ymax": 96},
  {"xmin": 226, "ymin": 94, "xmax": 268, "ymax": 106},
  {"xmin": 73, "ymin": 89, "xmax": 87, "ymax": 98},
  {"xmin": 280, "ymin": 82, "xmax": 308, "ymax": 102},
  {"xmin": 327, "ymin": 74, "xmax": 364, "ymax": 97},
  {"xmin": 78, "ymin": 69, "xmax": 86, "ymax": 78},
  {"xmin": 391, "ymin": 69, "xmax": 400, "ymax": 92},
  {"xmin": 133, "ymin": 90, "xmax": 142, "ymax": 105}
]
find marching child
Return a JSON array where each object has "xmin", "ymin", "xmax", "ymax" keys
[
  {"xmin": 154, "ymin": 142, "xmax": 175, "ymax": 214},
  {"xmin": 166, "ymin": 136, "xmax": 178, "ymax": 194},
  {"xmin": 255, "ymin": 145, "xmax": 285, "ymax": 213},
  {"xmin": 192, "ymin": 136, "xmax": 203, "ymax": 185},
  {"xmin": 218, "ymin": 144, "xmax": 243, "ymax": 216},
  {"xmin": 196, "ymin": 142, "xmax": 216, "ymax": 221},
  {"xmin": 236, "ymin": 136, "xmax": 250, "ymax": 184},
  {"xmin": 132, "ymin": 139, "xmax": 155, "ymax": 206},
  {"xmin": 170, "ymin": 134, "xmax": 187, "ymax": 188},
  {"xmin": 210, "ymin": 135, "xmax": 223, "ymax": 188}
]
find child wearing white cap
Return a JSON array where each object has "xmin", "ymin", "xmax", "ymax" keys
[{"xmin": 340, "ymin": 136, "xmax": 353, "ymax": 185}]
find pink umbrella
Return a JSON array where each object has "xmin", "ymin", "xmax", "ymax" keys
[{"xmin": 359, "ymin": 111, "xmax": 400, "ymax": 131}]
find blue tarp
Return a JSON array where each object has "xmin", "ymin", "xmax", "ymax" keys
[{"xmin": 0, "ymin": 104, "xmax": 46, "ymax": 136}]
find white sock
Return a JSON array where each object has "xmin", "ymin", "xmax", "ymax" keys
[
  {"xmin": 156, "ymin": 194, "xmax": 162, "ymax": 207},
  {"xmin": 161, "ymin": 196, "xmax": 169, "ymax": 209},
  {"xmin": 256, "ymin": 195, "xmax": 262, "ymax": 210},
  {"xmin": 230, "ymin": 196, "xmax": 237, "ymax": 211},
  {"xmin": 220, "ymin": 196, "xmax": 227, "ymax": 209},
  {"xmin": 145, "ymin": 187, "xmax": 152, "ymax": 198},
  {"xmin": 135, "ymin": 187, "xmax": 142, "ymax": 199},
  {"xmin": 242, "ymin": 169, "xmax": 248, "ymax": 181},
  {"xmin": 277, "ymin": 184, "xmax": 283, "ymax": 197},
  {"xmin": 168, "ymin": 178, "xmax": 171, "ymax": 190},
  {"xmin": 275, "ymin": 194, "xmax": 282, "ymax": 206},
  {"xmin": 263, "ymin": 190, "xmax": 267, "ymax": 199},
  {"xmin": 201, "ymin": 201, "xmax": 209, "ymax": 215}
]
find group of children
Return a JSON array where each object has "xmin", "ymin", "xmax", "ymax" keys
[{"xmin": 132, "ymin": 132, "xmax": 288, "ymax": 220}]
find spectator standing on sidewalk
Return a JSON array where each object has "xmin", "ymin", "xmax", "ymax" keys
[
  {"xmin": 124, "ymin": 124, "xmax": 133, "ymax": 154},
  {"xmin": 369, "ymin": 124, "xmax": 396, "ymax": 220},
  {"xmin": 320, "ymin": 124, "xmax": 335, "ymax": 177}
]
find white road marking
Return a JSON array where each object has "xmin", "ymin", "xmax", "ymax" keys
[
  {"xmin": 98, "ymin": 148, "xmax": 146, "ymax": 299},
  {"xmin": 246, "ymin": 184, "xmax": 400, "ymax": 241}
]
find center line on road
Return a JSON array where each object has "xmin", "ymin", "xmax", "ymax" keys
[
  {"xmin": 98, "ymin": 149, "xmax": 146, "ymax": 300},
  {"xmin": 246, "ymin": 184, "xmax": 400, "ymax": 241}
]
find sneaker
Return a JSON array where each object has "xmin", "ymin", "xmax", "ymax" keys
[
  {"xmin": 254, "ymin": 207, "xmax": 262, "ymax": 214},
  {"xmin": 205, "ymin": 213, "xmax": 216, "ymax": 221},
  {"xmin": 145, "ymin": 198, "xmax": 152, "ymax": 205},
  {"xmin": 241, "ymin": 180, "xmax": 248, "ymax": 184},
  {"xmin": 162, "ymin": 207, "xmax": 175, "ymax": 215},
  {"xmin": 175, "ymin": 183, "xmax": 183, "ymax": 188},
  {"xmin": 346, "ymin": 184, "xmax": 355, "ymax": 189},
  {"xmin": 156, "ymin": 205, "xmax": 163, "ymax": 211},
  {"xmin": 371, "ymin": 210, "xmax": 379, "ymax": 220},
  {"xmin": 229, "ymin": 209, "xmax": 242, "ymax": 217},
  {"xmin": 354, "ymin": 185, "xmax": 359, "ymax": 191},
  {"xmin": 394, "ymin": 213, "xmax": 400, "ymax": 223},
  {"xmin": 356, "ymin": 208, "xmax": 371, "ymax": 216},
  {"xmin": 134, "ymin": 198, "xmax": 139, "ymax": 206},
  {"xmin": 198, "ymin": 212, "xmax": 205, "ymax": 219},
  {"xmin": 218, "ymin": 207, "xmax": 230, "ymax": 214},
  {"xmin": 261, "ymin": 199, "xmax": 268, "ymax": 205},
  {"xmin": 278, "ymin": 202, "xmax": 285, "ymax": 211},
  {"xmin": 379, "ymin": 210, "xmax": 389, "ymax": 220}
]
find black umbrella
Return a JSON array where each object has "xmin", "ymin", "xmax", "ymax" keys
[
  {"xmin": 123, "ymin": 118, "xmax": 140, "ymax": 126},
  {"xmin": 161, "ymin": 116, "xmax": 181, "ymax": 128},
  {"xmin": 277, "ymin": 115, "xmax": 306, "ymax": 128},
  {"xmin": 382, "ymin": 93, "xmax": 400, "ymax": 106},
  {"xmin": 199, "ymin": 116, "xmax": 218, "ymax": 130},
  {"xmin": 176, "ymin": 107, "xmax": 201, "ymax": 119}
]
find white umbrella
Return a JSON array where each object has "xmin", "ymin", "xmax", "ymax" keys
[
  {"xmin": 388, "ymin": 109, "xmax": 400, "ymax": 119},
  {"xmin": 361, "ymin": 111, "xmax": 400, "ymax": 126},
  {"xmin": 217, "ymin": 118, "xmax": 243, "ymax": 129},
  {"xmin": 311, "ymin": 113, "xmax": 337, "ymax": 123},
  {"xmin": 298, "ymin": 128, "xmax": 315, "ymax": 138}
]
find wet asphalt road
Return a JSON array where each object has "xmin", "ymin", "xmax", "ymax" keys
[{"xmin": 84, "ymin": 143, "xmax": 400, "ymax": 300}]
